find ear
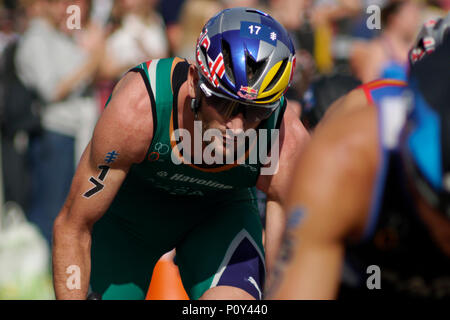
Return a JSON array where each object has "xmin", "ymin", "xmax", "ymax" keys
[{"xmin": 187, "ymin": 65, "xmax": 199, "ymax": 98}]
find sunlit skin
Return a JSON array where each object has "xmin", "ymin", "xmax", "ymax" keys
[
  {"xmin": 327, "ymin": 85, "xmax": 450, "ymax": 257},
  {"xmin": 328, "ymin": 85, "xmax": 450, "ymax": 256},
  {"xmin": 270, "ymin": 88, "xmax": 450, "ymax": 300}
]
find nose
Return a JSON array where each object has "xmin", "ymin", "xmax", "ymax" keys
[{"xmin": 225, "ymin": 112, "xmax": 245, "ymax": 134}]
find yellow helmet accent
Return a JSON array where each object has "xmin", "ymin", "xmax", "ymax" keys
[{"xmin": 257, "ymin": 60, "xmax": 293, "ymax": 104}]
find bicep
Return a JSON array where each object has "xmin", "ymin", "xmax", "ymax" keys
[
  {"xmin": 270, "ymin": 119, "xmax": 376, "ymax": 299},
  {"xmin": 59, "ymin": 72, "xmax": 153, "ymax": 228},
  {"xmin": 60, "ymin": 140, "xmax": 129, "ymax": 230},
  {"xmin": 320, "ymin": 88, "xmax": 367, "ymax": 126}
]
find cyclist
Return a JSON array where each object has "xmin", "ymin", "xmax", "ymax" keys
[
  {"xmin": 52, "ymin": 7, "xmax": 309, "ymax": 300},
  {"xmin": 268, "ymin": 27, "xmax": 450, "ymax": 299}
]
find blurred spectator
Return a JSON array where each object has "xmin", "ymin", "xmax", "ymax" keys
[
  {"xmin": 421, "ymin": 0, "xmax": 448, "ymax": 26},
  {"xmin": 158, "ymin": 0, "xmax": 186, "ymax": 55},
  {"xmin": 175, "ymin": 0, "xmax": 223, "ymax": 62},
  {"xmin": 221, "ymin": 0, "xmax": 263, "ymax": 8},
  {"xmin": 99, "ymin": 0, "xmax": 169, "ymax": 80},
  {"xmin": 301, "ymin": 72, "xmax": 361, "ymax": 130},
  {"xmin": 269, "ymin": 0, "xmax": 314, "ymax": 54},
  {"xmin": 0, "ymin": 2, "xmax": 37, "ymax": 213},
  {"xmin": 14, "ymin": 0, "xmax": 103, "ymax": 245},
  {"xmin": 350, "ymin": 0, "xmax": 421, "ymax": 82},
  {"xmin": 0, "ymin": 2, "xmax": 17, "ymax": 56},
  {"xmin": 429, "ymin": 0, "xmax": 450, "ymax": 10},
  {"xmin": 270, "ymin": 0, "xmax": 363, "ymax": 73},
  {"xmin": 349, "ymin": 0, "xmax": 385, "ymax": 41},
  {"xmin": 90, "ymin": 0, "xmax": 114, "ymax": 27}
]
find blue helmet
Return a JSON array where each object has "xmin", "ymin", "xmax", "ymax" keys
[
  {"xmin": 401, "ymin": 34, "xmax": 450, "ymax": 219},
  {"xmin": 195, "ymin": 7, "xmax": 296, "ymax": 108}
]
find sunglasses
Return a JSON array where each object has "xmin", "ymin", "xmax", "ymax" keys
[{"xmin": 198, "ymin": 78, "xmax": 280, "ymax": 123}]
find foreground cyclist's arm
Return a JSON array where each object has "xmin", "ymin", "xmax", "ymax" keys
[
  {"xmin": 318, "ymin": 87, "xmax": 368, "ymax": 126},
  {"xmin": 267, "ymin": 107, "xmax": 378, "ymax": 299},
  {"xmin": 52, "ymin": 72, "xmax": 153, "ymax": 299},
  {"xmin": 256, "ymin": 105, "xmax": 310, "ymax": 282}
]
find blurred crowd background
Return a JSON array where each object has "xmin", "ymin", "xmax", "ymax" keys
[{"xmin": 0, "ymin": 0, "xmax": 448, "ymax": 299}]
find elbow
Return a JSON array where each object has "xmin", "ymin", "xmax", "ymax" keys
[
  {"xmin": 52, "ymin": 207, "xmax": 92, "ymax": 248},
  {"xmin": 53, "ymin": 207, "xmax": 67, "ymax": 235},
  {"xmin": 53, "ymin": 208, "xmax": 72, "ymax": 246}
]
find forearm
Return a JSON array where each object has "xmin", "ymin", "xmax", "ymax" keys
[
  {"xmin": 272, "ymin": 240, "xmax": 344, "ymax": 299},
  {"xmin": 52, "ymin": 212, "xmax": 92, "ymax": 300},
  {"xmin": 264, "ymin": 200, "xmax": 287, "ymax": 277}
]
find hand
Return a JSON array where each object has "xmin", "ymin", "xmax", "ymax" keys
[{"xmin": 79, "ymin": 22, "xmax": 105, "ymax": 54}]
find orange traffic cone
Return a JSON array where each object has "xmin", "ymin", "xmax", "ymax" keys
[{"xmin": 146, "ymin": 250, "xmax": 189, "ymax": 300}]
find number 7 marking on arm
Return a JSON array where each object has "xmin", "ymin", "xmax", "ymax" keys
[
  {"xmin": 83, "ymin": 165, "xmax": 110, "ymax": 198},
  {"xmin": 98, "ymin": 165, "xmax": 110, "ymax": 181}
]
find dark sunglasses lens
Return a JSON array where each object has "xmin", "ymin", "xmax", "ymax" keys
[
  {"xmin": 203, "ymin": 93, "xmax": 227, "ymax": 111},
  {"xmin": 244, "ymin": 106, "xmax": 275, "ymax": 122},
  {"xmin": 227, "ymin": 103, "xmax": 274, "ymax": 122},
  {"xmin": 200, "ymin": 83, "xmax": 276, "ymax": 122}
]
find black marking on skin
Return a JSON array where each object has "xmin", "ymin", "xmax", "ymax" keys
[
  {"xmin": 83, "ymin": 177, "xmax": 104, "ymax": 198},
  {"xmin": 83, "ymin": 166, "xmax": 110, "ymax": 198},
  {"xmin": 98, "ymin": 165, "xmax": 110, "ymax": 181}
]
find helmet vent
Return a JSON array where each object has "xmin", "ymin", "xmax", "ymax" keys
[
  {"xmin": 263, "ymin": 58, "xmax": 288, "ymax": 93},
  {"xmin": 222, "ymin": 39, "xmax": 235, "ymax": 85},
  {"xmin": 246, "ymin": 52, "xmax": 267, "ymax": 87},
  {"xmin": 256, "ymin": 92, "xmax": 277, "ymax": 102}
]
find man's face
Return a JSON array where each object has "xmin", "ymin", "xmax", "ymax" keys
[
  {"xmin": 196, "ymin": 89, "xmax": 262, "ymax": 162},
  {"xmin": 187, "ymin": 65, "xmax": 277, "ymax": 162}
]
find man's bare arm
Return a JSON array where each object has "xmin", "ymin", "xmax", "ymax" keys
[
  {"xmin": 266, "ymin": 106, "xmax": 379, "ymax": 299},
  {"xmin": 52, "ymin": 72, "xmax": 153, "ymax": 299},
  {"xmin": 257, "ymin": 105, "xmax": 310, "ymax": 281},
  {"xmin": 319, "ymin": 87, "xmax": 368, "ymax": 126}
]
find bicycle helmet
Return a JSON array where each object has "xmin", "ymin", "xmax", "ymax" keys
[{"xmin": 195, "ymin": 7, "xmax": 296, "ymax": 109}]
